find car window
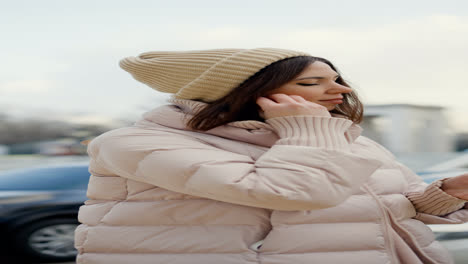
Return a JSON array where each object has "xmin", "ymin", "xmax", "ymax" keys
[{"xmin": 0, "ymin": 165, "xmax": 90, "ymax": 191}]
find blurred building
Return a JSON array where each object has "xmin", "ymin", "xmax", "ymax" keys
[{"xmin": 361, "ymin": 104, "xmax": 455, "ymax": 154}]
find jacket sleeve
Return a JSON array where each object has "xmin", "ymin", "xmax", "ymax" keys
[
  {"xmin": 362, "ymin": 137, "xmax": 468, "ymax": 224},
  {"xmin": 88, "ymin": 115, "xmax": 382, "ymax": 211},
  {"xmin": 399, "ymin": 163, "xmax": 468, "ymax": 224}
]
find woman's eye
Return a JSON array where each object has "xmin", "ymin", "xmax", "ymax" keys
[{"xmin": 297, "ymin": 83, "xmax": 318, "ymax": 86}]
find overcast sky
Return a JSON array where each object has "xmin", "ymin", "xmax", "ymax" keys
[{"xmin": 1, "ymin": 0, "xmax": 467, "ymax": 132}]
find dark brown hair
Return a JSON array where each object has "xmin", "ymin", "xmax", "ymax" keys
[{"xmin": 187, "ymin": 56, "xmax": 363, "ymax": 131}]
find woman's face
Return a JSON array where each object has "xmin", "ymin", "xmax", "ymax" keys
[{"xmin": 267, "ymin": 61, "xmax": 353, "ymax": 111}]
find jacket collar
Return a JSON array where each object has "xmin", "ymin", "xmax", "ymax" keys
[{"xmin": 139, "ymin": 98, "xmax": 362, "ymax": 147}]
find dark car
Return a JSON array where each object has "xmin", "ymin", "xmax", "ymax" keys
[{"xmin": 0, "ymin": 162, "xmax": 90, "ymax": 263}]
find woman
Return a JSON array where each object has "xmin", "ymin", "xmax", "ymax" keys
[{"xmin": 75, "ymin": 48, "xmax": 468, "ymax": 264}]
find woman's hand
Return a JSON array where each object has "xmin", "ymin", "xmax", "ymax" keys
[
  {"xmin": 256, "ymin": 94, "xmax": 331, "ymax": 120},
  {"xmin": 441, "ymin": 173, "xmax": 468, "ymax": 200}
]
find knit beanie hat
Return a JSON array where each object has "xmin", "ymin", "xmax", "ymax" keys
[{"xmin": 119, "ymin": 48, "xmax": 310, "ymax": 102}]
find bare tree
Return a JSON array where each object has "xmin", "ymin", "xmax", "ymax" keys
[{"xmin": 0, "ymin": 115, "xmax": 114, "ymax": 145}]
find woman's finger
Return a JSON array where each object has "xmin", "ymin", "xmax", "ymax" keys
[
  {"xmin": 256, "ymin": 96, "xmax": 276, "ymax": 110},
  {"xmin": 268, "ymin": 93, "xmax": 297, "ymax": 103}
]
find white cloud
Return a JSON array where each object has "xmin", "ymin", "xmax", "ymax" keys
[
  {"xmin": 0, "ymin": 57, "xmax": 71, "ymax": 78},
  {"xmin": 0, "ymin": 79, "xmax": 57, "ymax": 93}
]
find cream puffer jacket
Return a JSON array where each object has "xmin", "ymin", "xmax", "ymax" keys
[{"xmin": 75, "ymin": 99, "xmax": 468, "ymax": 264}]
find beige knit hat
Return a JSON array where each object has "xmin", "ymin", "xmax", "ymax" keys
[{"xmin": 119, "ymin": 48, "xmax": 310, "ymax": 102}]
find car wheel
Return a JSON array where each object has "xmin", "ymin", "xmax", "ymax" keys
[{"xmin": 14, "ymin": 218, "xmax": 79, "ymax": 262}]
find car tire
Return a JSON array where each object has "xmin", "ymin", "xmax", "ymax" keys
[{"xmin": 14, "ymin": 218, "xmax": 79, "ymax": 263}]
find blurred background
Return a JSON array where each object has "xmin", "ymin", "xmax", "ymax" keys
[{"xmin": 0, "ymin": 0, "xmax": 467, "ymax": 263}]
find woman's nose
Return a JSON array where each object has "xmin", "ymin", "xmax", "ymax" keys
[{"xmin": 330, "ymin": 83, "xmax": 353, "ymax": 94}]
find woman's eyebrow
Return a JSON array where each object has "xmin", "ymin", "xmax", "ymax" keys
[{"xmin": 295, "ymin": 75, "xmax": 340, "ymax": 81}]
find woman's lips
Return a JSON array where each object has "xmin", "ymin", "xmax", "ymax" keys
[{"xmin": 319, "ymin": 99, "xmax": 343, "ymax": 104}]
